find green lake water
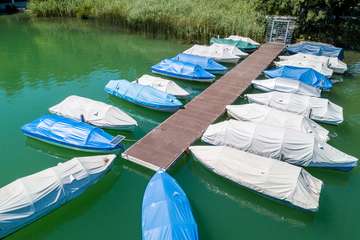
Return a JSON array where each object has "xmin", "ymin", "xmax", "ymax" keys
[{"xmin": 1, "ymin": 15, "xmax": 360, "ymax": 240}]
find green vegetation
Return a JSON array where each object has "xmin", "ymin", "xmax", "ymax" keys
[{"xmin": 28, "ymin": 0, "xmax": 265, "ymax": 42}]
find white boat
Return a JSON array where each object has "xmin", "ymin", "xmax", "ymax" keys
[
  {"xmin": 246, "ymin": 92, "xmax": 343, "ymax": 125},
  {"xmin": 278, "ymin": 53, "xmax": 347, "ymax": 74},
  {"xmin": 274, "ymin": 60, "xmax": 333, "ymax": 77},
  {"xmin": 252, "ymin": 77, "xmax": 321, "ymax": 97},
  {"xmin": 210, "ymin": 43, "xmax": 249, "ymax": 57},
  {"xmin": 0, "ymin": 155, "xmax": 116, "ymax": 239},
  {"xmin": 202, "ymin": 120, "xmax": 358, "ymax": 171},
  {"xmin": 136, "ymin": 74, "xmax": 189, "ymax": 98},
  {"xmin": 226, "ymin": 103, "xmax": 329, "ymax": 142},
  {"xmin": 49, "ymin": 95, "xmax": 138, "ymax": 130},
  {"xmin": 189, "ymin": 145, "xmax": 322, "ymax": 211},
  {"xmin": 183, "ymin": 44, "xmax": 242, "ymax": 63},
  {"xmin": 226, "ymin": 35, "xmax": 261, "ymax": 46}
]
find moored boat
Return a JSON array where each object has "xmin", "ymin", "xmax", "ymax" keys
[
  {"xmin": 183, "ymin": 44, "xmax": 242, "ymax": 63},
  {"xmin": 226, "ymin": 35, "xmax": 260, "ymax": 46},
  {"xmin": 287, "ymin": 41, "xmax": 344, "ymax": 60},
  {"xmin": 274, "ymin": 59, "xmax": 333, "ymax": 77},
  {"xmin": 210, "ymin": 37, "xmax": 258, "ymax": 52},
  {"xmin": 171, "ymin": 53, "xmax": 227, "ymax": 74}
]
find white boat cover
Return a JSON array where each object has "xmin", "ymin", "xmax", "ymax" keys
[
  {"xmin": 202, "ymin": 120, "xmax": 358, "ymax": 168},
  {"xmin": 226, "ymin": 35, "xmax": 260, "ymax": 46},
  {"xmin": 274, "ymin": 60, "xmax": 333, "ymax": 77},
  {"xmin": 49, "ymin": 95, "xmax": 137, "ymax": 130},
  {"xmin": 183, "ymin": 44, "xmax": 242, "ymax": 63},
  {"xmin": 246, "ymin": 92, "xmax": 343, "ymax": 125},
  {"xmin": 278, "ymin": 53, "xmax": 347, "ymax": 74},
  {"xmin": 226, "ymin": 103, "xmax": 329, "ymax": 142},
  {"xmin": 0, "ymin": 155, "xmax": 116, "ymax": 238},
  {"xmin": 210, "ymin": 43, "xmax": 249, "ymax": 57},
  {"xmin": 136, "ymin": 74, "xmax": 189, "ymax": 98},
  {"xmin": 252, "ymin": 77, "xmax": 321, "ymax": 97},
  {"xmin": 189, "ymin": 145, "xmax": 322, "ymax": 211}
]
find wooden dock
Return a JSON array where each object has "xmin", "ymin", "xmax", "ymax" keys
[{"xmin": 122, "ymin": 43, "xmax": 284, "ymax": 170}]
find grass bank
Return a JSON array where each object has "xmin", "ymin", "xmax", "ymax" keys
[{"xmin": 28, "ymin": 0, "xmax": 265, "ymax": 42}]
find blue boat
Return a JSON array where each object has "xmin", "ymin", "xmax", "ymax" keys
[
  {"xmin": 21, "ymin": 115, "xmax": 124, "ymax": 153},
  {"xmin": 151, "ymin": 59, "xmax": 215, "ymax": 82},
  {"xmin": 142, "ymin": 170, "xmax": 198, "ymax": 240},
  {"xmin": 171, "ymin": 53, "xmax": 227, "ymax": 74},
  {"xmin": 287, "ymin": 41, "xmax": 344, "ymax": 60},
  {"xmin": 105, "ymin": 80, "xmax": 183, "ymax": 112},
  {"xmin": 264, "ymin": 66, "xmax": 333, "ymax": 90}
]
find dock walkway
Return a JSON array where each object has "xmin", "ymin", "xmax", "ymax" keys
[{"xmin": 122, "ymin": 43, "xmax": 284, "ymax": 170}]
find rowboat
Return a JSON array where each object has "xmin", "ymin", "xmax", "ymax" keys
[
  {"xmin": 21, "ymin": 115, "xmax": 125, "ymax": 153},
  {"xmin": 0, "ymin": 154, "xmax": 116, "ymax": 239},
  {"xmin": 189, "ymin": 145, "xmax": 322, "ymax": 211},
  {"xmin": 104, "ymin": 80, "xmax": 183, "ymax": 112},
  {"xmin": 183, "ymin": 44, "xmax": 242, "ymax": 63},
  {"xmin": 287, "ymin": 41, "xmax": 344, "ymax": 60},
  {"xmin": 142, "ymin": 170, "xmax": 198, "ymax": 240},
  {"xmin": 171, "ymin": 53, "xmax": 227, "ymax": 74},
  {"xmin": 49, "ymin": 95, "xmax": 137, "ymax": 130}
]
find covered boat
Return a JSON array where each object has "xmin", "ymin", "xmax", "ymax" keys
[
  {"xmin": 226, "ymin": 103, "xmax": 329, "ymax": 142},
  {"xmin": 252, "ymin": 77, "xmax": 321, "ymax": 97},
  {"xmin": 264, "ymin": 66, "xmax": 333, "ymax": 90},
  {"xmin": 151, "ymin": 59, "xmax": 215, "ymax": 82},
  {"xmin": 183, "ymin": 44, "xmax": 242, "ymax": 63},
  {"xmin": 49, "ymin": 95, "xmax": 137, "ymax": 130},
  {"xmin": 21, "ymin": 115, "xmax": 125, "ymax": 152},
  {"xmin": 202, "ymin": 120, "xmax": 358, "ymax": 171},
  {"xmin": 171, "ymin": 53, "xmax": 227, "ymax": 74},
  {"xmin": 189, "ymin": 146, "xmax": 322, "ymax": 211},
  {"xmin": 287, "ymin": 41, "xmax": 344, "ymax": 60},
  {"xmin": 246, "ymin": 92, "xmax": 343, "ymax": 125},
  {"xmin": 142, "ymin": 170, "xmax": 198, "ymax": 240},
  {"xmin": 278, "ymin": 53, "xmax": 348, "ymax": 74},
  {"xmin": 210, "ymin": 37, "xmax": 258, "ymax": 52},
  {"xmin": 0, "ymin": 154, "xmax": 116, "ymax": 239},
  {"xmin": 136, "ymin": 74, "xmax": 189, "ymax": 98},
  {"xmin": 274, "ymin": 60, "xmax": 333, "ymax": 77},
  {"xmin": 226, "ymin": 35, "xmax": 260, "ymax": 46},
  {"xmin": 104, "ymin": 80, "xmax": 183, "ymax": 112}
]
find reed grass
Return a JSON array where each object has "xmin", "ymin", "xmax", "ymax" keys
[{"xmin": 28, "ymin": 0, "xmax": 265, "ymax": 43}]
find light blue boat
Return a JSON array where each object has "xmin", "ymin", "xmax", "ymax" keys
[
  {"xmin": 171, "ymin": 53, "xmax": 227, "ymax": 74},
  {"xmin": 287, "ymin": 41, "xmax": 344, "ymax": 60},
  {"xmin": 105, "ymin": 80, "xmax": 183, "ymax": 112},
  {"xmin": 142, "ymin": 170, "xmax": 198, "ymax": 240},
  {"xmin": 151, "ymin": 59, "xmax": 215, "ymax": 82},
  {"xmin": 21, "ymin": 115, "xmax": 124, "ymax": 153},
  {"xmin": 264, "ymin": 66, "xmax": 333, "ymax": 90}
]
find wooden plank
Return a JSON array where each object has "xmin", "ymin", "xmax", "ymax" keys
[{"xmin": 122, "ymin": 43, "xmax": 284, "ymax": 170}]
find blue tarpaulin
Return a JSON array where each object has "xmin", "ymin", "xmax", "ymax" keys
[
  {"xmin": 21, "ymin": 114, "xmax": 124, "ymax": 152},
  {"xmin": 151, "ymin": 59, "xmax": 215, "ymax": 81},
  {"xmin": 142, "ymin": 170, "xmax": 198, "ymax": 240},
  {"xmin": 287, "ymin": 41, "xmax": 344, "ymax": 60},
  {"xmin": 171, "ymin": 53, "xmax": 227, "ymax": 74},
  {"xmin": 105, "ymin": 80, "xmax": 183, "ymax": 112},
  {"xmin": 264, "ymin": 66, "xmax": 333, "ymax": 90}
]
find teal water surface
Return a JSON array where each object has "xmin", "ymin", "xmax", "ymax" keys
[{"xmin": 1, "ymin": 15, "xmax": 360, "ymax": 240}]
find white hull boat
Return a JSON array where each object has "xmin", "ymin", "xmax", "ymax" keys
[
  {"xmin": 226, "ymin": 103, "xmax": 329, "ymax": 142},
  {"xmin": 274, "ymin": 60, "xmax": 333, "ymax": 78},
  {"xmin": 190, "ymin": 145, "xmax": 322, "ymax": 211},
  {"xmin": 252, "ymin": 77, "xmax": 321, "ymax": 97},
  {"xmin": 226, "ymin": 35, "xmax": 260, "ymax": 46},
  {"xmin": 202, "ymin": 120, "xmax": 358, "ymax": 171},
  {"xmin": 183, "ymin": 44, "xmax": 242, "ymax": 63},
  {"xmin": 49, "ymin": 95, "xmax": 137, "ymax": 130},
  {"xmin": 246, "ymin": 92, "xmax": 343, "ymax": 125},
  {"xmin": 136, "ymin": 74, "xmax": 189, "ymax": 98}
]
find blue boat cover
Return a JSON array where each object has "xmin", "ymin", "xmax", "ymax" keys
[
  {"xmin": 142, "ymin": 170, "xmax": 198, "ymax": 240},
  {"xmin": 287, "ymin": 42, "xmax": 344, "ymax": 60},
  {"xmin": 151, "ymin": 59, "xmax": 215, "ymax": 81},
  {"xmin": 105, "ymin": 80, "xmax": 183, "ymax": 112},
  {"xmin": 21, "ymin": 114, "xmax": 124, "ymax": 152},
  {"xmin": 171, "ymin": 53, "xmax": 227, "ymax": 74},
  {"xmin": 264, "ymin": 66, "xmax": 333, "ymax": 90}
]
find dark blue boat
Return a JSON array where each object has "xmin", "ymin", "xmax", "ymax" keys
[
  {"xmin": 151, "ymin": 59, "xmax": 215, "ymax": 82},
  {"xmin": 287, "ymin": 41, "xmax": 344, "ymax": 60},
  {"xmin": 104, "ymin": 80, "xmax": 183, "ymax": 112},
  {"xmin": 21, "ymin": 115, "xmax": 124, "ymax": 153},
  {"xmin": 264, "ymin": 66, "xmax": 333, "ymax": 90},
  {"xmin": 171, "ymin": 53, "xmax": 227, "ymax": 74},
  {"xmin": 142, "ymin": 170, "xmax": 198, "ymax": 240}
]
